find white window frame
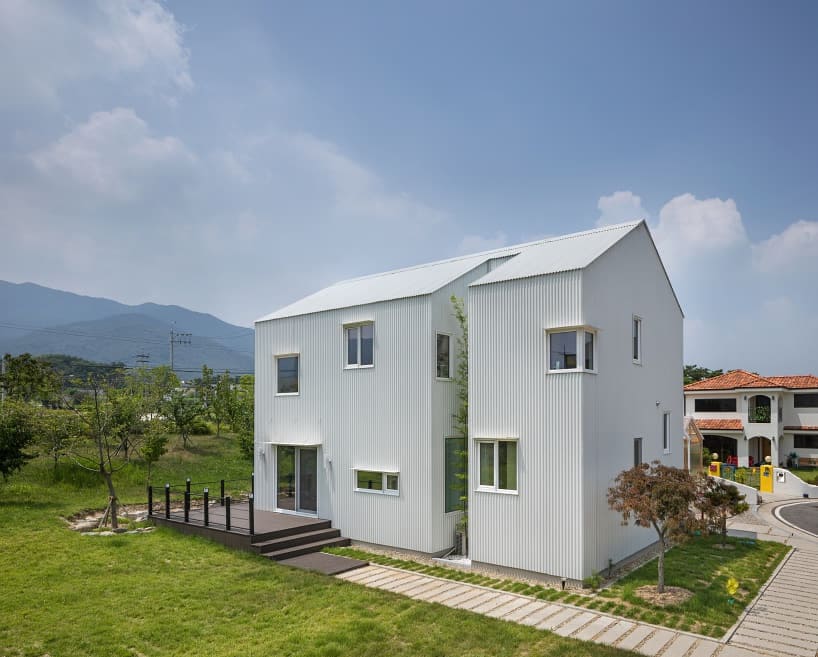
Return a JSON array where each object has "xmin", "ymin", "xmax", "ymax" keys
[
  {"xmin": 632, "ymin": 315, "xmax": 642, "ymax": 365},
  {"xmin": 475, "ymin": 438, "xmax": 518, "ymax": 494},
  {"xmin": 275, "ymin": 353, "xmax": 300, "ymax": 396},
  {"xmin": 436, "ymin": 332, "xmax": 452, "ymax": 380},
  {"xmin": 663, "ymin": 411, "xmax": 671, "ymax": 454},
  {"xmin": 353, "ymin": 469, "xmax": 399, "ymax": 496},
  {"xmin": 546, "ymin": 326, "xmax": 598, "ymax": 374},
  {"xmin": 344, "ymin": 322, "xmax": 374, "ymax": 369}
]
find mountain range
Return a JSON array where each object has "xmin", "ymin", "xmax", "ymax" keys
[{"xmin": 0, "ymin": 280, "xmax": 254, "ymax": 374}]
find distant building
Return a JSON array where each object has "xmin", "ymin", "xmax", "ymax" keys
[{"xmin": 254, "ymin": 220, "xmax": 683, "ymax": 582}]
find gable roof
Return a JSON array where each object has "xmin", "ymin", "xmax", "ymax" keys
[
  {"xmin": 685, "ymin": 370, "xmax": 818, "ymax": 391},
  {"xmin": 257, "ymin": 221, "xmax": 643, "ymax": 322}
]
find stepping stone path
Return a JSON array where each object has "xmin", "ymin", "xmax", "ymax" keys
[{"xmin": 337, "ymin": 543, "xmax": 818, "ymax": 657}]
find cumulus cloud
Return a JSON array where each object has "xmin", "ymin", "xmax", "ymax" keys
[
  {"xmin": 596, "ymin": 190, "xmax": 646, "ymax": 227},
  {"xmin": 654, "ymin": 193, "xmax": 747, "ymax": 251},
  {"xmin": 752, "ymin": 220, "xmax": 818, "ymax": 272},
  {"xmin": 0, "ymin": 0, "xmax": 191, "ymax": 107},
  {"xmin": 456, "ymin": 231, "xmax": 508, "ymax": 255}
]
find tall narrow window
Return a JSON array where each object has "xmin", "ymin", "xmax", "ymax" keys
[
  {"xmin": 632, "ymin": 316, "xmax": 642, "ymax": 363},
  {"xmin": 584, "ymin": 331, "xmax": 595, "ymax": 370},
  {"xmin": 634, "ymin": 437, "xmax": 643, "ymax": 466},
  {"xmin": 477, "ymin": 439, "xmax": 518, "ymax": 492},
  {"xmin": 276, "ymin": 355, "xmax": 299, "ymax": 394},
  {"xmin": 479, "ymin": 442, "xmax": 494, "ymax": 487},
  {"xmin": 345, "ymin": 322, "xmax": 374, "ymax": 367},
  {"xmin": 445, "ymin": 436, "xmax": 465, "ymax": 512},
  {"xmin": 663, "ymin": 412, "xmax": 671, "ymax": 453},
  {"xmin": 436, "ymin": 333, "xmax": 451, "ymax": 379}
]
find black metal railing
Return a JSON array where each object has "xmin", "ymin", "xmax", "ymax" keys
[{"xmin": 147, "ymin": 473, "xmax": 256, "ymax": 534}]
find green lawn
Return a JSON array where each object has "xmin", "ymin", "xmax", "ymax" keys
[
  {"xmin": 1, "ymin": 437, "xmax": 632, "ymax": 657},
  {"xmin": 789, "ymin": 466, "xmax": 818, "ymax": 485},
  {"xmin": 330, "ymin": 533, "xmax": 789, "ymax": 639}
]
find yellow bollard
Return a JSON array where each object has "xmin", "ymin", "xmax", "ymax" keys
[
  {"xmin": 760, "ymin": 465, "xmax": 773, "ymax": 493},
  {"xmin": 709, "ymin": 461, "xmax": 721, "ymax": 478}
]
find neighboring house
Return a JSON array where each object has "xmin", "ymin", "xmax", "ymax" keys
[
  {"xmin": 685, "ymin": 370, "xmax": 818, "ymax": 468},
  {"xmin": 254, "ymin": 220, "xmax": 683, "ymax": 582}
]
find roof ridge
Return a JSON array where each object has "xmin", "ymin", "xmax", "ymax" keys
[{"xmin": 334, "ymin": 220, "xmax": 643, "ymax": 286}]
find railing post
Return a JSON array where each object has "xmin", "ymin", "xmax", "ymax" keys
[
  {"xmin": 186, "ymin": 477, "xmax": 191, "ymax": 495},
  {"xmin": 251, "ymin": 472, "xmax": 255, "ymax": 496},
  {"xmin": 220, "ymin": 479, "xmax": 225, "ymax": 506},
  {"xmin": 203, "ymin": 488, "xmax": 209, "ymax": 527},
  {"xmin": 225, "ymin": 495, "xmax": 231, "ymax": 531},
  {"xmin": 147, "ymin": 485, "xmax": 153, "ymax": 517},
  {"xmin": 184, "ymin": 490, "xmax": 190, "ymax": 523},
  {"xmin": 165, "ymin": 483, "xmax": 170, "ymax": 519},
  {"xmin": 249, "ymin": 493, "xmax": 254, "ymax": 536}
]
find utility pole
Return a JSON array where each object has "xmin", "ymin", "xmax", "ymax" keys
[
  {"xmin": 169, "ymin": 329, "xmax": 191, "ymax": 373},
  {"xmin": 135, "ymin": 353, "xmax": 150, "ymax": 367}
]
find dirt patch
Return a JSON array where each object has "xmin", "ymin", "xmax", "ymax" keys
[
  {"xmin": 65, "ymin": 504, "xmax": 151, "ymax": 532},
  {"xmin": 634, "ymin": 585, "xmax": 694, "ymax": 606}
]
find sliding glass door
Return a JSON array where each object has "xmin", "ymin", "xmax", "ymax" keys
[{"xmin": 276, "ymin": 446, "xmax": 318, "ymax": 514}]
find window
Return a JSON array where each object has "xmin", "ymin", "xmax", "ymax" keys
[
  {"xmin": 477, "ymin": 439, "xmax": 517, "ymax": 492},
  {"xmin": 633, "ymin": 437, "xmax": 643, "ymax": 466},
  {"xmin": 632, "ymin": 316, "xmax": 642, "ymax": 363},
  {"xmin": 547, "ymin": 328, "xmax": 597, "ymax": 373},
  {"xmin": 276, "ymin": 355, "xmax": 299, "ymax": 394},
  {"xmin": 345, "ymin": 323, "xmax": 374, "ymax": 367},
  {"xmin": 436, "ymin": 333, "xmax": 451, "ymax": 379},
  {"xmin": 444, "ymin": 437, "xmax": 465, "ymax": 512},
  {"xmin": 794, "ymin": 434, "xmax": 818, "ymax": 449},
  {"xmin": 694, "ymin": 398, "xmax": 737, "ymax": 412},
  {"xmin": 795, "ymin": 393, "xmax": 818, "ymax": 408},
  {"xmin": 354, "ymin": 469, "xmax": 398, "ymax": 495},
  {"xmin": 663, "ymin": 412, "xmax": 671, "ymax": 453}
]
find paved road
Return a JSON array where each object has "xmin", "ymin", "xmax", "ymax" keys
[{"xmin": 778, "ymin": 502, "xmax": 818, "ymax": 536}]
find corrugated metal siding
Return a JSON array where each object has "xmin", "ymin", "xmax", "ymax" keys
[
  {"xmin": 468, "ymin": 271, "xmax": 587, "ymax": 580},
  {"xmin": 255, "ymin": 296, "xmax": 443, "ymax": 552}
]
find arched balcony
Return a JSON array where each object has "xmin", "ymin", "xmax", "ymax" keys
[{"xmin": 748, "ymin": 394, "xmax": 771, "ymax": 424}]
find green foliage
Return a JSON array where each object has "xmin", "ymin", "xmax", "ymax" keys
[
  {"xmin": 450, "ymin": 296, "xmax": 468, "ymax": 523},
  {"xmin": 1, "ymin": 352, "xmax": 59, "ymax": 404},
  {"xmin": 231, "ymin": 375, "xmax": 254, "ymax": 461},
  {"xmin": 582, "ymin": 570, "xmax": 603, "ymax": 591},
  {"xmin": 211, "ymin": 371, "xmax": 236, "ymax": 437},
  {"xmin": 142, "ymin": 419, "xmax": 169, "ymax": 486},
  {"xmin": 0, "ymin": 400, "xmax": 38, "ymax": 481},
  {"xmin": 161, "ymin": 390, "xmax": 202, "ymax": 449},
  {"xmin": 700, "ymin": 477, "xmax": 750, "ymax": 546},
  {"xmin": 684, "ymin": 364, "xmax": 724, "ymax": 386},
  {"xmin": 38, "ymin": 353, "xmax": 125, "ymax": 384}
]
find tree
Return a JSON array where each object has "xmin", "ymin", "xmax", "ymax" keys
[
  {"xmin": 450, "ymin": 296, "xmax": 469, "ymax": 531},
  {"xmin": 196, "ymin": 365, "xmax": 214, "ymax": 416},
  {"xmin": 608, "ymin": 461, "xmax": 697, "ymax": 592},
  {"xmin": 1, "ymin": 353, "xmax": 59, "ymax": 404},
  {"xmin": 38, "ymin": 409, "xmax": 81, "ymax": 473},
  {"xmin": 142, "ymin": 418, "xmax": 169, "ymax": 486},
  {"xmin": 231, "ymin": 375, "xmax": 254, "ymax": 460},
  {"xmin": 162, "ymin": 390, "xmax": 201, "ymax": 449},
  {"xmin": 0, "ymin": 400, "xmax": 38, "ymax": 481},
  {"xmin": 684, "ymin": 364, "xmax": 724, "ymax": 386},
  {"xmin": 211, "ymin": 371, "xmax": 235, "ymax": 438},
  {"xmin": 700, "ymin": 477, "xmax": 749, "ymax": 547}
]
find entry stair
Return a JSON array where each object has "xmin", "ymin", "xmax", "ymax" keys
[{"xmin": 250, "ymin": 520, "xmax": 350, "ymax": 561}]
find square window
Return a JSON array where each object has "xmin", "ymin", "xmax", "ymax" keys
[
  {"xmin": 436, "ymin": 333, "xmax": 451, "ymax": 378},
  {"xmin": 549, "ymin": 331, "xmax": 577, "ymax": 370},
  {"xmin": 477, "ymin": 439, "xmax": 518, "ymax": 492},
  {"xmin": 276, "ymin": 355, "xmax": 299, "ymax": 394},
  {"xmin": 632, "ymin": 316, "xmax": 642, "ymax": 363},
  {"xmin": 385, "ymin": 473, "xmax": 399, "ymax": 493},
  {"xmin": 345, "ymin": 323, "xmax": 374, "ymax": 367}
]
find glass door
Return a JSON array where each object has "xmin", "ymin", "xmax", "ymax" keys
[
  {"xmin": 276, "ymin": 445, "xmax": 318, "ymax": 514},
  {"xmin": 276, "ymin": 446, "xmax": 296, "ymax": 511},
  {"xmin": 298, "ymin": 448, "xmax": 318, "ymax": 513}
]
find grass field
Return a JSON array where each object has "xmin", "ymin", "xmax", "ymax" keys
[{"xmin": 1, "ymin": 435, "xmax": 632, "ymax": 657}]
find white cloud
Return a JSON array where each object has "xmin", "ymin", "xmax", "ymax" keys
[
  {"xmin": 654, "ymin": 193, "xmax": 746, "ymax": 250},
  {"xmin": 456, "ymin": 231, "xmax": 508, "ymax": 255},
  {"xmin": 752, "ymin": 220, "xmax": 818, "ymax": 273},
  {"xmin": 0, "ymin": 0, "xmax": 191, "ymax": 107},
  {"xmin": 30, "ymin": 108, "xmax": 196, "ymax": 202},
  {"xmin": 596, "ymin": 190, "xmax": 646, "ymax": 227}
]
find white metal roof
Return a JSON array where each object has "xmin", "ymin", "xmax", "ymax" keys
[{"xmin": 256, "ymin": 221, "xmax": 643, "ymax": 322}]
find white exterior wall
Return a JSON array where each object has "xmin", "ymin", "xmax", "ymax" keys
[
  {"xmin": 581, "ymin": 225, "xmax": 684, "ymax": 576},
  {"xmin": 468, "ymin": 270, "xmax": 586, "ymax": 580},
  {"xmin": 255, "ymin": 296, "xmax": 448, "ymax": 553},
  {"xmin": 782, "ymin": 391, "xmax": 818, "ymax": 460}
]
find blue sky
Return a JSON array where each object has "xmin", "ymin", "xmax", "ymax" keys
[{"xmin": 1, "ymin": 1, "xmax": 817, "ymax": 373}]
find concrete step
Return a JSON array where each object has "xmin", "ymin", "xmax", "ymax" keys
[
  {"xmin": 250, "ymin": 519, "xmax": 332, "ymax": 544},
  {"xmin": 252, "ymin": 528, "xmax": 342, "ymax": 554},
  {"xmin": 262, "ymin": 537, "xmax": 351, "ymax": 561}
]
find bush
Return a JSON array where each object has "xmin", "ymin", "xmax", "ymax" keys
[{"xmin": 190, "ymin": 419, "xmax": 213, "ymax": 435}]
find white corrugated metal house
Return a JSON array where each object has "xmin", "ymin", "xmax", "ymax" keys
[{"xmin": 254, "ymin": 220, "xmax": 683, "ymax": 581}]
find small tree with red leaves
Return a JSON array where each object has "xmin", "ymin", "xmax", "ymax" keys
[{"xmin": 608, "ymin": 461, "xmax": 697, "ymax": 592}]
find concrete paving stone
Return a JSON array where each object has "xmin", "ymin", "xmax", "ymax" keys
[
  {"xmin": 366, "ymin": 572, "xmax": 415, "ymax": 589},
  {"xmin": 552, "ymin": 611, "xmax": 597, "ymax": 638},
  {"xmin": 717, "ymin": 644, "xmax": 768, "ymax": 657},
  {"xmin": 635, "ymin": 628, "xmax": 675, "ymax": 656},
  {"xmin": 441, "ymin": 587, "xmax": 489, "ymax": 609},
  {"xmin": 536, "ymin": 607, "xmax": 581, "ymax": 631},
  {"xmin": 616, "ymin": 625, "xmax": 655, "ymax": 652},
  {"xmin": 471, "ymin": 593, "xmax": 515, "ymax": 614},
  {"xmin": 389, "ymin": 575, "xmax": 431, "ymax": 593},
  {"xmin": 504, "ymin": 600, "xmax": 547, "ymax": 622},
  {"xmin": 400, "ymin": 578, "xmax": 443, "ymax": 597},
  {"xmin": 757, "ymin": 589, "xmax": 818, "ymax": 605},
  {"xmin": 572, "ymin": 616, "xmax": 617, "ymax": 642},
  {"xmin": 517, "ymin": 604, "xmax": 562, "ymax": 627},
  {"xmin": 687, "ymin": 639, "xmax": 719, "ymax": 657},
  {"xmin": 377, "ymin": 573, "xmax": 420, "ymax": 589},
  {"xmin": 358, "ymin": 569, "xmax": 404, "ymax": 586},
  {"xmin": 729, "ymin": 639, "xmax": 814, "ymax": 657},
  {"xmin": 740, "ymin": 620, "xmax": 818, "ymax": 641},
  {"xmin": 411, "ymin": 581, "xmax": 455, "ymax": 601},
  {"xmin": 454, "ymin": 590, "xmax": 500, "ymax": 611},
  {"xmin": 596, "ymin": 621, "xmax": 635, "ymax": 646},
  {"xmin": 336, "ymin": 565, "xmax": 380, "ymax": 581},
  {"xmin": 658, "ymin": 634, "xmax": 696, "ymax": 657},
  {"xmin": 733, "ymin": 627, "xmax": 818, "ymax": 652},
  {"xmin": 426, "ymin": 583, "xmax": 473, "ymax": 604},
  {"xmin": 485, "ymin": 596, "xmax": 535, "ymax": 619}
]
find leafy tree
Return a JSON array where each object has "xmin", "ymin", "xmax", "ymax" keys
[
  {"xmin": 142, "ymin": 418, "xmax": 170, "ymax": 486},
  {"xmin": 1, "ymin": 353, "xmax": 59, "ymax": 404},
  {"xmin": 700, "ymin": 477, "xmax": 749, "ymax": 547},
  {"xmin": 0, "ymin": 400, "xmax": 38, "ymax": 481},
  {"xmin": 196, "ymin": 365, "xmax": 215, "ymax": 415},
  {"xmin": 608, "ymin": 461, "xmax": 698, "ymax": 592},
  {"xmin": 450, "ymin": 296, "xmax": 469, "ymax": 530},
  {"xmin": 162, "ymin": 390, "xmax": 201, "ymax": 449},
  {"xmin": 211, "ymin": 371, "xmax": 235, "ymax": 438},
  {"xmin": 38, "ymin": 409, "xmax": 81, "ymax": 473},
  {"xmin": 38, "ymin": 354, "xmax": 124, "ymax": 383},
  {"xmin": 684, "ymin": 364, "xmax": 724, "ymax": 386},
  {"xmin": 231, "ymin": 375, "xmax": 254, "ymax": 460}
]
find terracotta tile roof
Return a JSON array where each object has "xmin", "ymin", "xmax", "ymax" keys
[
  {"xmin": 784, "ymin": 426, "xmax": 818, "ymax": 432},
  {"xmin": 767, "ymin": 376, "xmax": 818, "ymax": 390},
  {"xmin": 694, "ymin": 419, "xmax": 744, "ymax": 431},
  {"xmin": 685, "ymin": 370, "xmax": 818, "ymax": 391}
]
